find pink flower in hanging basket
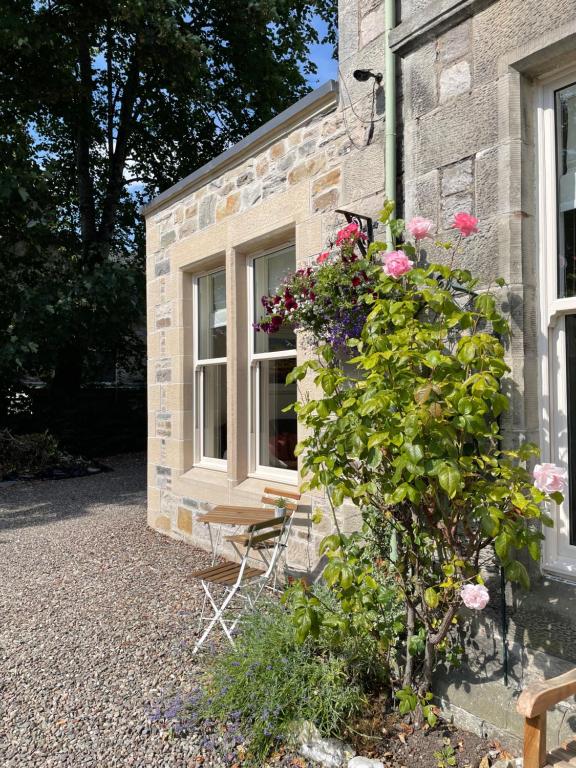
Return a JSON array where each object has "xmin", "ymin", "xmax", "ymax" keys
[
  {"xmin": 335, "ymin": 222, "xmax": 367, "ymax": 246},
  {"xmin": 316, "ymin": 251, "xmax": 329, "ymax": 264}
]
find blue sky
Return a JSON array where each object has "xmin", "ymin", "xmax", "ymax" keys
[{"xmin": 305, "ymin": 17, "xmax": 337, "ymax": 87}]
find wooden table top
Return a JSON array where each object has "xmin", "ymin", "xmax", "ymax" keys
[{"xmin": 196, "ymin": 507, "xmax": 279, "ymax": 526}]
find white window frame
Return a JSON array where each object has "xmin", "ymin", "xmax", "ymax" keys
[
  {"xmin": 248, "ymin": 245, "xmax": 298, "ymax": 484},
  {"xmin": 193, "ymin": 268, "xmax": 227, "ymax": 472},
  {"xmin": 538, "ymin": 70, "xmax": 576, "ymax": 577}
]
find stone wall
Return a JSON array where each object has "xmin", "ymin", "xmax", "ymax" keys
[
  {"xmin": 394, "ymin": 0, "xmax": 576, "ymax": 744},
  {"xmin": 144, "ymin": 0, "xmax": 386, "ymax": 574}
]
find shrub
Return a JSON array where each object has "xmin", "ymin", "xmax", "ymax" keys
[
  {"xmin": 281, "ymin": 204, "xmax": 565, "ymax": 719},
  {"xmin": 0, "ymin": 429, "xmax": 64, "ymax": 478},
  {"xmin": 192, "ymin": 598, "xmax": 368, "ymax": 764}
]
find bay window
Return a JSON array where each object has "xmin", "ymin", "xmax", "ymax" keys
[
  {"xmin": 194, "ymin": 269, "xmax": 227, "ymax": 467},
  {"xmin": 250, "ymin": 246, "xmax": 298, "ymax": 479}
]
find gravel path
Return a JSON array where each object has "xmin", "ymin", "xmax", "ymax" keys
[{"xmin": 0, "ymin": 454, "xmax": 215, "ymax": 768}]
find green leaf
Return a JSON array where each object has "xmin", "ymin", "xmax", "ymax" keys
[
  {"xmin": 424, "ymin": 587, "xmax": 439, "ymax": 609},
  {"xmin": 506, "ymin": 560, "xmax": 530, "ymax": 590},
  {"xmin": 438, "ymin": 463, "xmax": 462, "ymax": 498}
]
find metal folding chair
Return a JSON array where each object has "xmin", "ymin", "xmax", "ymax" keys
[{"xmin": 191, "ymin": 512, "xmax": 294, "ymax": 655}]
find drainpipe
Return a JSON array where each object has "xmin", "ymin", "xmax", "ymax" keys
[
  {"xmin": 384, "ymin": 0, "xmax": 399, "ymax": 565},
  {"xmin": 384, "ymin": 0, "xmax": 397, "ymax": 222}
]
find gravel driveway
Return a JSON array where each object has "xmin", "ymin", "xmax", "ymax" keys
[{"xmin": 0, "ymin": 454, "xmax": 214, "ymax": 768}]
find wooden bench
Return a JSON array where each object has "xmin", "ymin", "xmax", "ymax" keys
[{"xmin": 517, "ymin": 669, "xmax": 576, "ymax": 768}]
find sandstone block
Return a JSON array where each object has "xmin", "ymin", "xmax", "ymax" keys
[
  {"xmin": 312, "ymin": 188, "xmax": 339, "ymax": 213},
  {"xmin": 312, "ymin": 168, "xmax": 342, "ymax": 195},
  {"xmin": 155, "ymin": 302, "xmax": 172, "ymax": 329},
  {"xmin": 256, "ymin": 156, "xmax": 269, "ymax": 177},
  {"xmin": 288, "ymin": 129, "xmax": 302, "ymax": 147},
  {"xmin": 160, "ymin": 230, "xmax": 176, "ymax": 248},
  {"xmin": 155, "ymin": 359, "xmax": 172, "ymax": 383},
  {"xmin": 407, "ymin": 41, "xmax": 438, "ymax": 118},
  {"xmin": 185, "ymin": 203, "xmax": 198, "ymax": 219},
  {"xmin": 236, "ymin": 170, "xmax": 254, "ymax": 187},
  {"xmin": 275, "ymin": 149, "xmax": 297, "ymax": 174},
  {"xmin": 441, "ymin": 157, "xmax": 474, "ymax": 197},
  {"xmin": 216, "ymin": 192, "xmax": 241, "ymax": 221},
  {"xmin": 439, "ymin": 60, "xmax": 471, "ymax": 103},
  {"xmin": 241, "ymin": 183, "xmax": 262, "ymax": 208},
  {"xmin": 298, "ymin": 139, "xmax": 318, "ymax": 158},
  {"xmin": 437, "ymin": 19, "xmax": 471, "ymax": 65},
  {"xmin": 262, "ymin": 173, "xmax": 287, "ymax": 199},
  {"xmin": 288, "ymin": 162, "xmax": 308, "ymax": 186},
  {"xmin": 270, "ymin": 140, "xmax": 286, "ymax": 160},
  {"xmin": 155, "ymin": 260, "xmax": 170, "ymax": 277},
  {"xmin": 199, "ymin": 195, "xmax": 216, "ymax": 229},
  {"xmin": 177, "ymin": 507, "xmax": 193, "ymax": 535},
  {"xmin": 154, "ymin": 515, "xmax": 171, "ymax": 531},
  {"xmin": 178, "ymin": 218, "xmax": 198, "ymax": 239},
  {"xmin": 360, "ymin": 5, "xmax": 385, "ymax": 48},
  {"xmin": 405, "ymin": 169, "xmax": 440, "ymax": 222}
]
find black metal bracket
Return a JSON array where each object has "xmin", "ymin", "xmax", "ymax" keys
[{"xmin": 335, "ymin": 209, "xmax": 374, "ymax": 255}]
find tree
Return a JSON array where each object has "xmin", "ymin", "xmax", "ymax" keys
[{"xmin": 0, "ymin": 0, "xmax": 336, "ymax": 397}]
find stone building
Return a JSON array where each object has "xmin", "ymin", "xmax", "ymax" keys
[{"xmin": 144, "ymin": 0, "xmax": 576, "ymax": 747}]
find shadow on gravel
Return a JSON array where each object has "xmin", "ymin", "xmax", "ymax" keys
[{"xmin": 0, "ymin": 454, "xmax": 146, "ymax": 531}]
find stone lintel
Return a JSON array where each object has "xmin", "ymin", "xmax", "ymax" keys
[{"xmin": 389, "ymin": 0, "xmax": 498, "ymax": 56}]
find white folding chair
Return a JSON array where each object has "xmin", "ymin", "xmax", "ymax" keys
[{"xmin": 191, "ymin": 512, "xmax": 294, "ymax": 655}]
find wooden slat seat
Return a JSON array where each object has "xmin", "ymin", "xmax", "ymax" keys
[
  {"xmin": 191, "ymin": 560, "xmax": 264, "ymax": 585},
  {"xmin": 517, "ymin": 670, "xmax": 576, "ymax": 768}
]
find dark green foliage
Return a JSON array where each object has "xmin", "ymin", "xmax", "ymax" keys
[
  {"xmin": 0, "ymin": 429, "xmax": 78, "ymax": 478},
  {"xmin": 0, "ymin": 0, "xmax": 337, "ymax": 405}
]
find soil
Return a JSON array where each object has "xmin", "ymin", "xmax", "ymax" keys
[{"xmin": 343, "ymin": 706, "xmax": 517, "ymax": 768}]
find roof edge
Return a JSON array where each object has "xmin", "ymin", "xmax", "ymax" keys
[{"xmin": 142, "ymin": 79, "xmax": 339, "ymax": 218}]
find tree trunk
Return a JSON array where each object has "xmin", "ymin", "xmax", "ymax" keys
[{"xmin": 403, "ymin": 602, "xmax": 415, "ymax": 689}]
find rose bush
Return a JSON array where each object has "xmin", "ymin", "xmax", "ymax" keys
[{"xmin": 286, "ymin": 203, "xmax": 564, "ymax": 719}]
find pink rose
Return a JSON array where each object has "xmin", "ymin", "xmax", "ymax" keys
[
  {"xmin": 452, "ymin": 212, "xmax": 479, "ymax": 237},
  {"xmin": 533, "ymin": 463, "xmax": 567, "ymax": 493},
  {"xmin": 461, "ymin": 584, "xmax": 489, "ymax": 610},
  {"xmin": 407, "ymin": 216, "xmax": 434, "ymax": 241},
  {"xmin": 383, "ymin": 250, "xmax": 413, "ymax": 278},
  {"xmin": 316, "ymin": 251, "xmax": 329, "ymax": 265}
]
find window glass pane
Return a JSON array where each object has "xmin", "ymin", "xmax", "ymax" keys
[
  {"xmin": 202, "ymin": 364, "xmax": 227, "ymax": 461},
  {"xmin": 556, "ymin": 82, "xmax": 576, "ymax": 297},
  {"xmin": 198, "ymin": 270, "xmax": 226, "ymax": 359},
  {"xmin": 254, "ymin": 247, "xmax": 296, "ymax": 354},
  {"xmin": 258, "ymin": 357, "xmax": 297, "ymax": 470}
]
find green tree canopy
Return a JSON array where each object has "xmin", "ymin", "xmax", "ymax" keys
[{"xmin": 0, "ymin": 0, "xmax": 336, "ymax": 399}]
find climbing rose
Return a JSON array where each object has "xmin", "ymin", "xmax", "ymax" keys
[
  {"xmin": 452, "ymin": 212, "xmax": 479, "ymax": 237},
  {"xmin": 407, "ymin": 216, "xmax": 434, "ymax": 240},
  {"xmin": 533, "ymin": 463, "xmax": 567, "ymax": 493},
  {"xmin": 461, "ymin": 584, "xmax": 489, "ymax": 610},
  {"xmin": 383, "ymin": 250, "xmax": 413, "ymax": 278},
  {"xmin": 316, "ymin": 251, "xmax": 329, "ymax": 264}
]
